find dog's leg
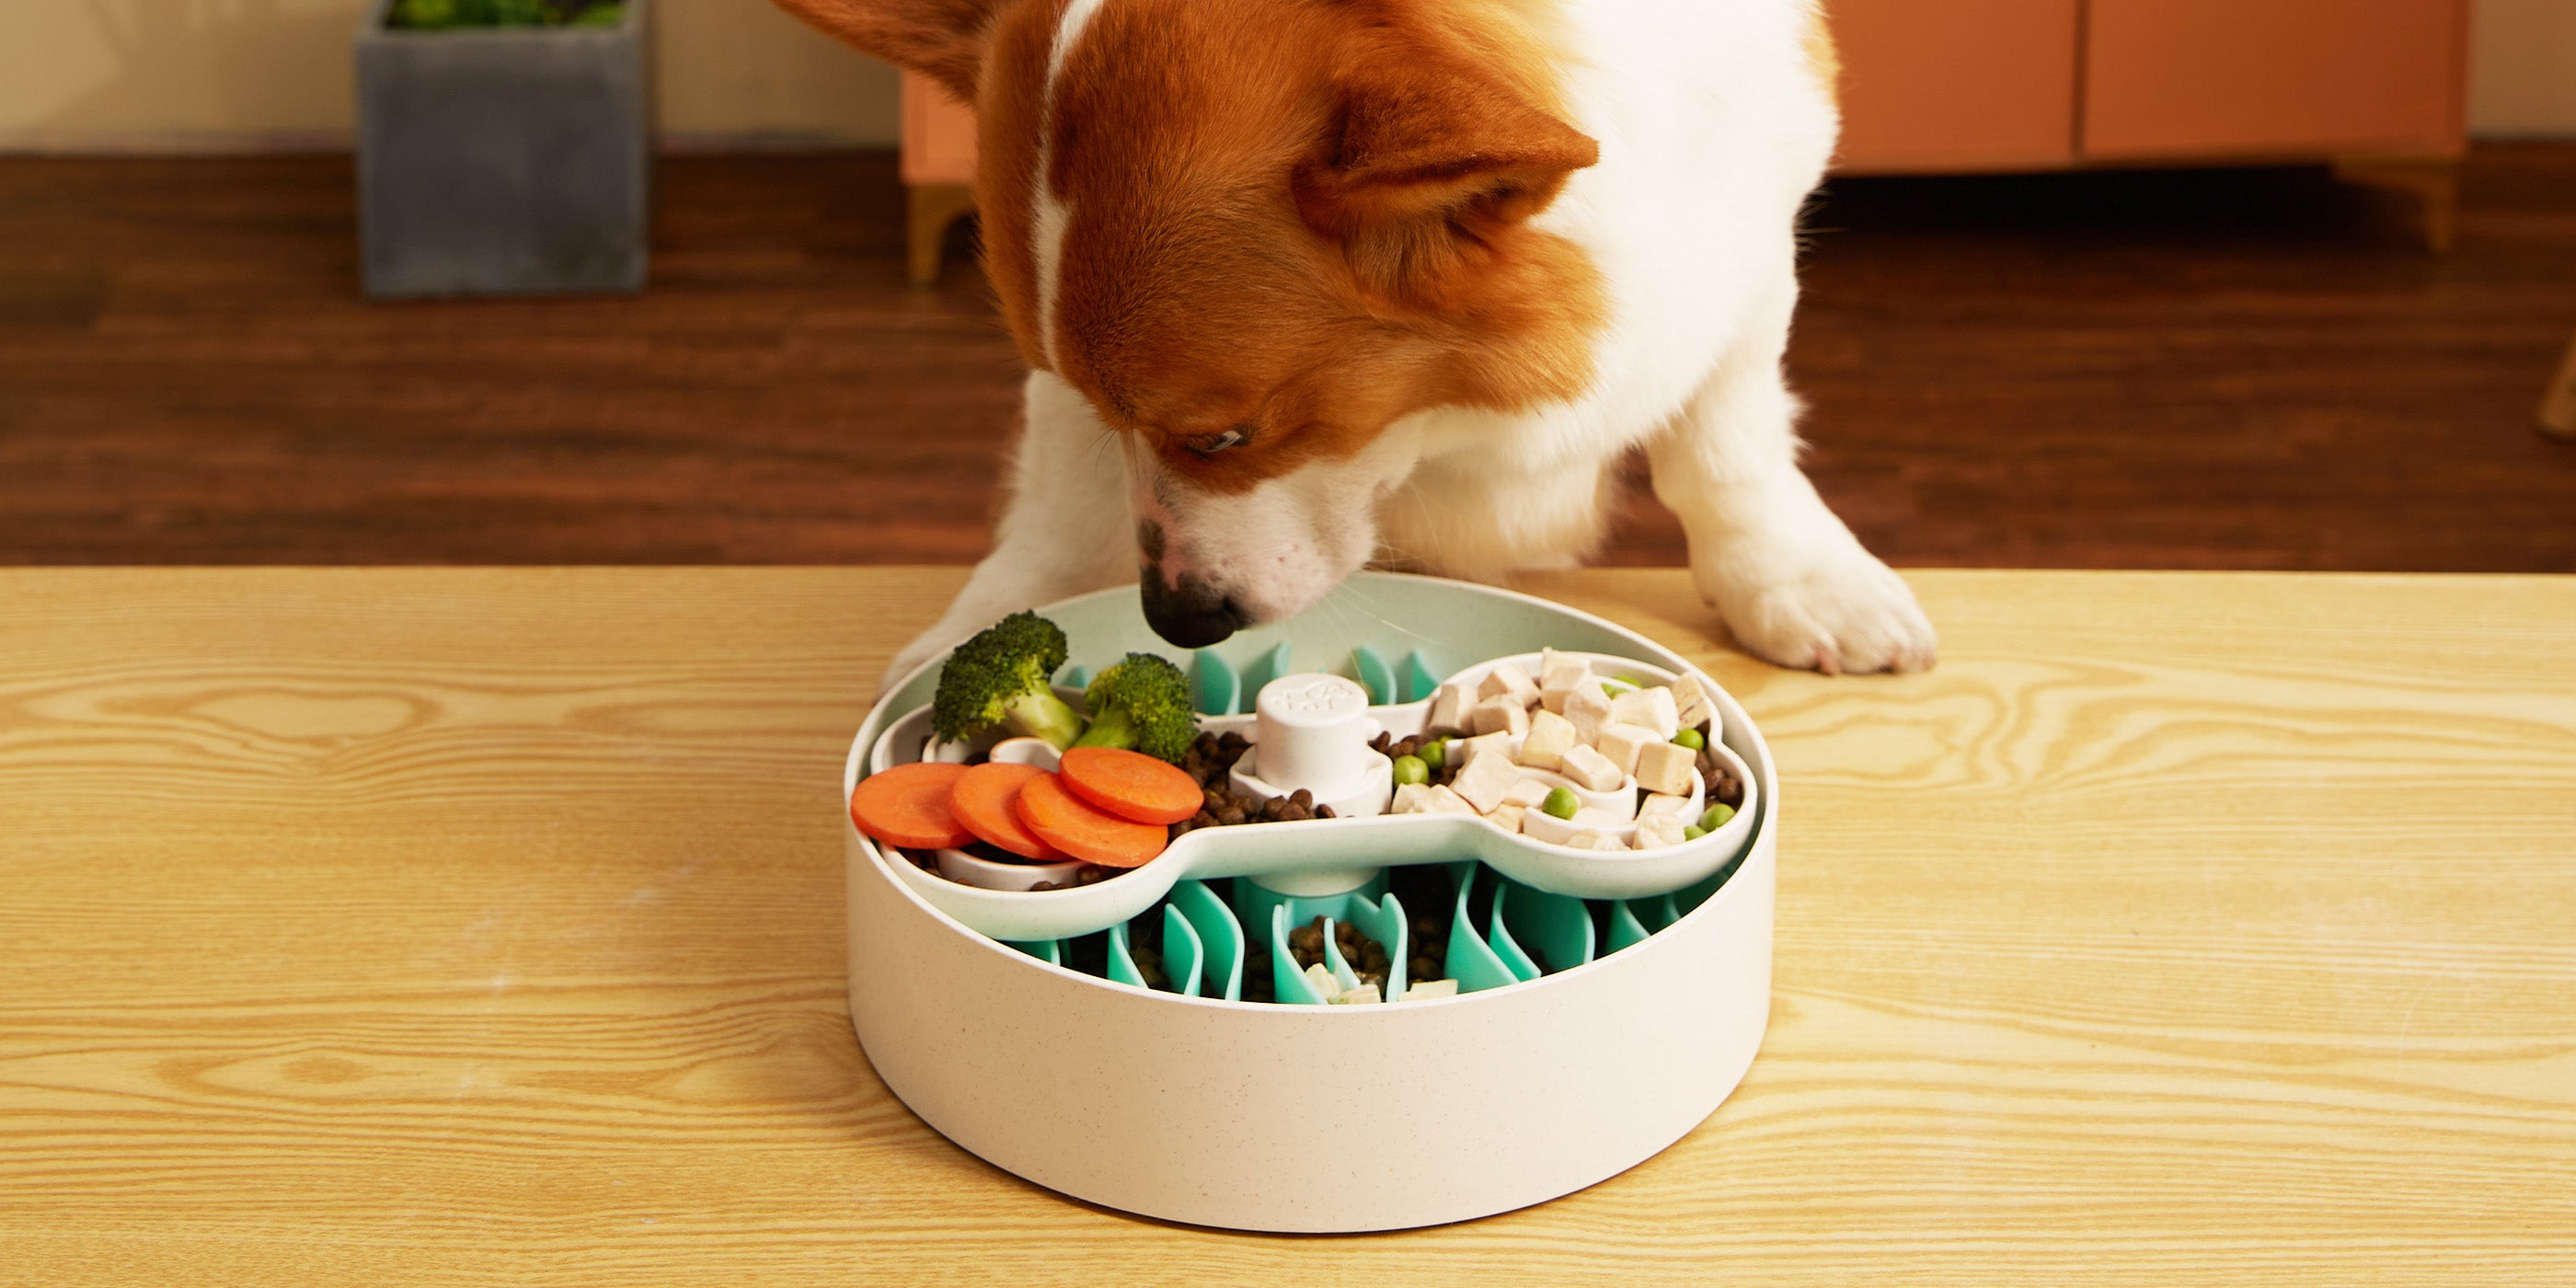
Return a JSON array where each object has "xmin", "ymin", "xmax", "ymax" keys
[
  {"xmin": 1647, "ymin": 286, "xmax": 1937, "ymax": 674},
  {"xmin": 883, "ymin": 373, "xmax": 1139, "ymax": 687}
]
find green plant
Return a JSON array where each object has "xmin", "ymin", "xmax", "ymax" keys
[{"xmin": 389, "ymin": 0, "xmax": 625, "ymax": 30}]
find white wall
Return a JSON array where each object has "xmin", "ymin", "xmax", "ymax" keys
[
  {"xmin": 2471, "ymin": 0, "xmax": 2576, "ymax": 136},
  {"xmin": 0, "ymin": 0, "xmax": 899, "ymax": 152}
]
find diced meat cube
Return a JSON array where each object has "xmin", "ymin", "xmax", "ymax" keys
[
  {"xmin": 1391, "ymin": 783, "xmax": 1433, "ymax": 813},
  {"xmin": 1453, "ymin": 730, "xmax": 1513, "ymax": 765},
  {"xmin": 1593, "ymin": 722, "xmax": 1659, "ymax": 776},
  {"xmin": 1420, "ymin": 784, "xmax": 1478, "ymax": 814},
  {"xmin": 1478, "ymin": 662, "xmax": 1540, "ymax": 707},
  {"xmin": 1425, "ymin": 679, "xmax": 1477, "ymax": 733},
  {"xmin": 1489, "ymin": 802, "xmax": 1527, "ymax": 834},
  {"xmin": 1633, "ymin": 812, "xmax": 1688, "ymax": 850},
  {"xmin": 1402, "ymin": 978, "xmax": 1458, "ymax": 1000},
  {"xmin": 1538, "ymin": 682, "xmax": 1577, "ymax": 714},
  {"xmin": 1333, "ymin": 983, "xmax": 1383, "ymax": 1005},
  {"xmin": 1449, "ymin": 747, "xmax": 1522, "ymax": 813},
  {"xmin": 1504, "ymin": 776, "xmax": 1552, "ymax": 808},
  {"xmin": 1638, "ymin": 793, "xmax": 1696, "ymax": 822},
  {"xmin": 1611, "ymin": 685, "xmax": 1681, "ymax": 739},
  {"xmin": 1558, "ymin": 742, "xmax": 1625, "ymax": 792},
  {"xmin": 1565, "ymin": 830, "xmax": 1627, "ymax": 852},
  {"xmin": 1634, "ymin": 739, "xmax": 1699, "ymax": 797},
  {"xmin": 1516, "ymin": 709, "xmax": 1578, "ymax": 771},
  {"xmin": 1561, "ymin": 681, "xmax": 1615, "ymax": 742},
  {"xmin": 1304, "ymin": 963, "xmax": 1338, "ymax": 995},
  {"xmin": 1539, "ymin": 649, "xmax": 1591, "ymax": 690},
  {"xmin": 1669, "ymin": 673, "xmax": 1714, "ymax": 731},
  {"xmin": 1469, "ymin": 696, "xmax": 1530, "ymax": 736}
]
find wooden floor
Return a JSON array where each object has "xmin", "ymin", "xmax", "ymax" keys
[{"xmin": 1, "ymin": 145, "xmax": 2571, "ymax": 570}]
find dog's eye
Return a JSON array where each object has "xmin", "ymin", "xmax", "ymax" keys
[{"xmin": 1186, "ymin": 428, "xmax": 1248, "ymax": 455}]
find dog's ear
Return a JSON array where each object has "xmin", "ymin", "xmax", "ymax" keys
[
  {"xmin": 1294, "ymin": 50, "xmax": 1598, "ymax": 276},
  {"xmin": 769, "ymin": 0, "xmax": 1003, "ymax": 103}
]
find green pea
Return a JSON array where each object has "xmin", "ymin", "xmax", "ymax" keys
[
  {"xmin": 1541, "ymin": 788, "xmax": 1580, "ymax": 821},
  {"xmin": 1672, "ymin": 728, "xmax": 1705, "ymax": 751},
  {"xmin": 1417, "ymin": 738, "xmax": 1445, "ymax": 770},
  {"xmin": 1683, "ymin": 824, "xmax": 1708, "ymax": 841},
  {"xmin": 1614, "ymin": 673, "xmax": 1647, "ymax": 687},
  {"xmin": 1698, "ymin": 802, "xmax": 1736, "ymax": 833},
  {"xmin": 1392, "ymin": 754, "xmax": 1429, "ymax": 786}
]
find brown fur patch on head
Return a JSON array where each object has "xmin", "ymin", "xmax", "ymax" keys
[
  {"xmin": 1029, "ymin": 0, "xmax": 1604, "ymax": 494},
  {"xmin": 972, "ymin": 0, "xmax": 1063, "ymax": 367}
]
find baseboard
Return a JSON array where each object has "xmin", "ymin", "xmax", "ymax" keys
[
  {"xmin": 0, "ymin": 129, "xmax": 354, "ymax": 155},
  {"xmin": 0, "ymin": 129, "xmax": 900, "ymax": 157}
]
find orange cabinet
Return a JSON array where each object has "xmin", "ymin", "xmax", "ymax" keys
[
  {"xmin": 1834, "ymin": 0, "xmax": 2081, "ymax": 173},
  {"xmin": 901, "ymin": 72, "xmax": 981, "ymax": 286},
  {"xmin": 2080, "ymin": 0, "xmax": 2467, "ymax": 159},
  {"xmin": 1831, "ymin": 0, "xmax": 2467, "ymax": 247},
  {"xmin": 901, "ymin": 71, "xmax": 977, "ymax": 187}
]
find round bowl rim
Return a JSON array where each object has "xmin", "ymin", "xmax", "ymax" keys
[{"xmin": 842, "ymin": 570, "xmax": 1778, "ymax": 1012}]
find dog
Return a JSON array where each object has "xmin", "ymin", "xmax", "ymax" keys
[{"xmin": 775, "ymin": 0, "xmax": 1937, "ymax": 683}]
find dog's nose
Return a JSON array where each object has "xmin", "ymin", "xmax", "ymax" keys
[{"xmin": 1141, "ymin": 572, "xmax": 1244, "ymax": 649}]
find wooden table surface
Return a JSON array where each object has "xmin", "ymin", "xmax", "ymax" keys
[{"xmin": 4, "ymin": 568, "xmax": 2570, "ymax": 1284}]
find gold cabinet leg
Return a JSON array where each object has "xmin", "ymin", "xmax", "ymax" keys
[
  {"xmin": 2542, "ymin": 331, "xmax": 2576, "ymax": 442},
  {"xmin": 906, "ymin": 184, "xmax": 977, "ymax": 288},
  {"xmin": 2331, "ymin": 155, "xmax": 2462, "ymax": 254}
]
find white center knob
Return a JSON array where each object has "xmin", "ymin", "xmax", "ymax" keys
[{"xmin": 1252, "ymin": 673, "xmax": 1374, "ymax": 796}]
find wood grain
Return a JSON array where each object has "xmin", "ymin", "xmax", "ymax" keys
[
  {"xmin": 3, "ymin": 568, "xmax": 2572, "ymax": 1284},
  {"xmin": 4, "ymin": 147, "xmax": 2573, "ymax": 572}
]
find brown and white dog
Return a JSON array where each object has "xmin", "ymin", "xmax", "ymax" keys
[{"xmin": 776, "ymin": 0, "xmax": 1937, "ymax": 681}]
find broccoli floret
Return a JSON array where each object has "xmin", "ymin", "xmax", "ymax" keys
[
  {"xmin": 1070, "ymin": 652, "xmax": 1197, "ymax": 762},
  {"xmin": 930, "ymin": 612, "xmax": 1086, "ymax": 749}
]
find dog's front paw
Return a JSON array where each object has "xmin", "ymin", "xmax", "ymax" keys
[{"xmin": 1705, "ymin": 547, "xmax": 1937, "ymax": 675}]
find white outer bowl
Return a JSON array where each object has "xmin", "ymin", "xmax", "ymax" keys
[{"xmin": 842, "ymin": 573, "xmax": 1777, "ymax": 1232}]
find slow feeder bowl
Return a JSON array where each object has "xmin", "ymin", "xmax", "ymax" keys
[{"xmin": 843, "ymin": 572, "xmax": 1778, "ymax": 1232}]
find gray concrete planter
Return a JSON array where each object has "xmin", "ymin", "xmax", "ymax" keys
[{"xmin": 354, "ymin": 0, "xmax": 652, "ymax": 298}]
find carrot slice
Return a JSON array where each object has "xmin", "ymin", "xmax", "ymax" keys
[
  {"xmin": 1057, "ymin": 746, "xmax": 1204, "ymax": 826},
  {"xmin": 1016, "ymin": 772, "xmax": 1169, "ymax": 868},
  {"xmin": 949, "ymin": 762, "xmax": 1064, "ymax": 861},
  {"xmin": 849, "ymin": 761, "xmax": 972, "ymax": 851}
]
